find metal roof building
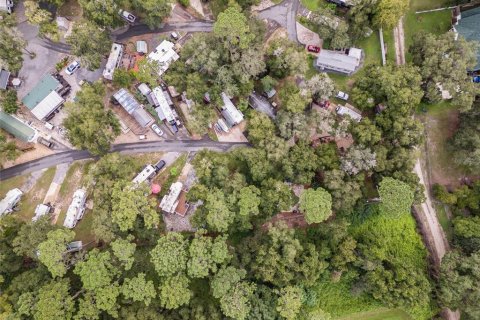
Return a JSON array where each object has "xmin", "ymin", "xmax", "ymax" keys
[
  {"xmin": 148, "ymin": 40, "xmax": 179, "ymax": 76},
  {"xmin": 103, "ymin": 43, "xmax": 124, "ymax": 80},
  {"xmin": 453, "ymin": 7, "xmax": 480, "ymax": 71},
  {"xmin": 63, "ymin": 189, "xmax": 87, "ymax": 229},
  {"xmin": 0, "ymin": 69, "xmax": 10, "ymax": 90},
  {"xmin": 0, "ymin": 111, "xmax": 36, "ymax": 142},
  {"xmin": 220, "ymin": 92, "xmax": 244, "ymax": 127},
  {"xmin": 315, "ymin": 48, "xmax": 362, "ymax": 75},
  {"xmin": 0, "ymin": 188, "xmax": 23, "ymax": 217},
  {"xmin": 113, "ymin": 88, "xmax": 153, "ymax": 127},
  {"xmin": 21, "ymin": 74, "xmax": 65, "ymax": 120}
]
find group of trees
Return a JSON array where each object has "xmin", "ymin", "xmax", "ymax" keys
[
  {"xmin": 63, "ymin": 82, "xmax": 120, "ymax": 155},
  {"xmin": 0, "ymin": 12, "xmax": 26, "ymax": 73}
]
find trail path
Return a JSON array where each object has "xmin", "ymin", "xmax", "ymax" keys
[{"xmin": 393, "ymin": 17, "xmax": 405, "ymax": 65}]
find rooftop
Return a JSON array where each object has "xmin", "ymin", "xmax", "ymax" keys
[
  {"xmin": 316, "ymin": 48, "xmax": 362, "ymax": 75},
  {"xmin": 22, "ymin": 74, "xmax": 61, "ymax": 110},
  {"xmin": 455, "ymin": 6, "xmax": 480, "ymax": 70},
  {"xmin": 152, "ymin": 87, "xmax": 175, "ymax": 123},
  {"xmin": 336, "ymin": 103, "xmax": 362, "ymax": 122},
  {"xmin": 132, "ymin": 165, "xmax": 156, "ymax": 185},
  {"xmin": 113, "ymin": 88, "xmax": 153, "ymax": 127},
  {"xmin": 103, "ymin": 43, "xmax": 124, "ymax": 80},
  {"xmin": 0, "ymin": 111, "xmax": 36, "ymax": 142},
  {"xmin": 30, "ymin": 91, "xmax": 65, "ymax": 120},
  {"xmin": 148, "ymin": 40, "xmax": 179, "ymax": 76},
  {"xmin": 63, "ymin": 189, "xmax": 86, "ymax": 229},
  {"xmin": 160, "ymin": 182, "xmax": 183, "ymax": 214},
  {"xmin": 0, "ymin": 188, "xmax": 23, "ymax": 216},
  {"xmin": 220, "ymin": 92, "xmax": 244, "ymax": 127}
]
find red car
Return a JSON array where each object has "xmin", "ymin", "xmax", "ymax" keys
[{"xmin": 307, "ymin": 45, "xmax": 321, "ymax": 53}]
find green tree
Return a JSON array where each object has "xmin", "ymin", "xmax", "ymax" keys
[
  {"xmin": 211, "ymin": 266, "xmax": 247, "ymax": 299},
  {"xmin": 187, "ymin": 232, "xmax": 231, "ymax": 278},
  {"xmin": 439, "ymin": 251, "xmax": 480, "ymax": 320},
  {"xmin": 79, "ymin": 0, "xmax": 119, "ymax": 27},
  {"xmin": 67, "ymin": 21, "xmax": 110, "ymax": 70},
  {"xmin": 300, "ymin": 73, "xmax": 334, "ymax": 101},
  {"xmin": 33, "ymin": 279, "xmax": 74, "ymax": 320},
  {"xmin": 150, "ymin": 232, "xmax": 188, "ymax": 277},
  {"xmin": 63, "ymin": 82, "xmax": 120, "ymax": 156},
  {"xmin": 453, "ymin": 216, "xmax": 480, "ymax": 253},
  {"xmin": 276, "ymin": 286, "xmax": 303, "ymax": 320},
  {"xmin": 159, "ymin": 274, "xmax": 192, "ymax": 309},
  {"xmin": 37, "ymin": 229, "xmax": 75, "ymax": 278},
  {"xmin": 213, "ymin": 7, "xmax": 254, "ymax": 50},
  {"xmin": 279, "ymin": 83, "xmax": 310, "ymax": 113},
  {"xmin": 410, "ymin": 31, "xmax": 478, "ymax": 110},
  {"xmin": 451, "ymin": 103, "xmax": 480, "ymax": 172},
  {"xmin": 378, "ymin": 177, "xmax": 414, "ymax": 218},
  {"xmin": 133, "ymin": 0, "xmax": 171, "ymax": 29},
  {"xmin": 373, "ymin": 0, "xmax": 409, "ymax": 29},
  {"xmin": 237, "ymin": 185, "xmax": 261, "ymax": 220},
  {"xmin": 111, "ymin": 236, "xmax": 136, "ymax": 270},
  {"xmin": 74, "ymin": 249, "xmax": 118, "ymax": 291},
  {"xmin": 111, "ymin": 181, "xmax": 159, "ymax": 231},
  {"xmin": 13, "ymin": 216, "xmax": 57, "ymax": 259},
  {"xmin": 1, "ymin": 90, "xmax": 18, "ymax": 114},
  {"xmin": 193, "ymin": 188, "xmax": 235, "ymax": 233},
  {"xmin": 0, "ymin": 133, "xmax": 19, "ymax": 168},
  {"xmin": 350, "ymin": 118, "xmax": 382, "ymax": 146},
  {"xmin": 112, "ymin": 69, "xmax": 136, "ymax": 88},
  {"xmin": 219, "ymin": 281, "xmax": 256, "ymax": 320},
  {"xmin": 266, "ymin": 38, "xmax": 308, "ymax": 78},
  {"xmin": 134, "ymin": 58, "xmax": 161, "ymax": 87},
  {"xmin": 0, "ymin": 12, "xmax": 26, "ymax": 73},
  {"xmin": 299, "ymin": 188, "xmax": 333, "ymax": 224},
  {"xmin": 121, "ymin": 273, "xmax": 156, "ymax": 306}
]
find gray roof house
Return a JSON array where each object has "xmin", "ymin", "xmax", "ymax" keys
[
  {"xmin": 220, "ymin": 92, "xmax": 244, "ymax": 127},
  {"xmin": 113, "ymin": 88, "xmax": 153, "ymax": 128},
  {"xmin": 315, "ymin": 48, "xmax": 363, "ymax": 75},
  {"xmin": 453, "ymin": 6, "xmax": 480, "ymax": 71}
]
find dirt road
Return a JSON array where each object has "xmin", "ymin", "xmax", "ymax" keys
[{"xmin": 393, "ymin": 17, "xmax": 406, "ymax": 65}]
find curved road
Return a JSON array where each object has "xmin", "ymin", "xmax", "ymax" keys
[
  {"xmin": 113, "ymin": 21, "xmax": 214, "ymax": 41},
  {"xmin": 0, "ymin": 140, "xmax": 248, "ymax": 180}
]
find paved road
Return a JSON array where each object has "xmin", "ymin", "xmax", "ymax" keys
[
  {"xmin": 0, "ymin": 140, "xmax": 248, "ymax": 180},
  {"xmin": 114, "ymin": 21, "xmax": 214, "ymax": 41},
  {"xmin": 258, "ymin": 0, "xmax": 299, "ymax": 42}
]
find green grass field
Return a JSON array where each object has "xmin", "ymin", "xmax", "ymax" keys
[
  {"xmin": 301, "ymin": 0, "xmax": 322, "ymax": 11},
  {"xmin": 0, "ymin": 175, "xmax": 27, "ymax": 198},
  {"xmin": 337, "ymin": 308, "xmax": 412, "ymax": 320}
]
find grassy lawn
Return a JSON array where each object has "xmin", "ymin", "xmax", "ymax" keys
[
  {"xmin": 382, "ymin": 28, "xmax": 396, "ymax": 63},
  {"xmin": 410, "ymin": 0, "xmax": 455, "ymax": 11},
  {"xmin": 74, "ymin": 209, "xmax": 95, "ymax": 243},
  {"xmin": 301, "ymin": 0, "xmax": 322, "ymax": 11},
  {"xmin": 419, "ymin": 101, "xmax": 467, "ymax": 187},
  {"xmin": 434, "ymin": 202, "xmax": 454, "ymax": 241},
  {"xmin": 336, "ymin": 308, "xmax": 412, "ymax": 320},
  {"xmin": 404, "ymin": 10, "xmax": 451, "ymax": 61},
  {"xmin": 0, "ymin": 175, "xmax": 27, "ymax": 198},
  {"xmin": 16, "ymin": 168, "xmax": 56, "ymax": 222}
]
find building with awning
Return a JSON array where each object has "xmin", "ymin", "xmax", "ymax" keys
[
  {"xmin": 0, "ymin": 111, "xmax": 36, "ymax": 142},
  {"xmin": 21, "ymin": 74, "xmax": 65, "ymax": 121},
  {"xmin": 148, "ymin": 40, "xmax": 179, "ymax": 76}
]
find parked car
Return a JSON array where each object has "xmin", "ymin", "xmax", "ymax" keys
[
  {"xmin": 155, "ymin": 160, "xmax": 166, "ymax": 172},
  {"xmin": 139, "ymin": 135, "xmax": 147, "ymax": 140},
  {"xmin": 37, "ymin": 137, "xmax": 54, "ymax": 149},
  {"xmin": 171, "ymin": 32, "xmax": 179, "ymax": 40},
  {"xmin": 65, "ymin": 61, "xmax": 80, "ymax": 75},
  {"xmin": 473, "ymin": 76, "xmax": 480, "ymax": 83},
  {"xmin": 118, "ymin": 9, "xmax": 136, "ymax": 23},
  {"xmin": 335, "ymin": 91, "xmax": 349, "ymax": 101},
  {"xmin": 307, "ymin": 45, "xmax": 321, "ymax": 53},
  {"xmin": 151, "ymin": 124, "xmax": 164, "ymax": 136}
]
